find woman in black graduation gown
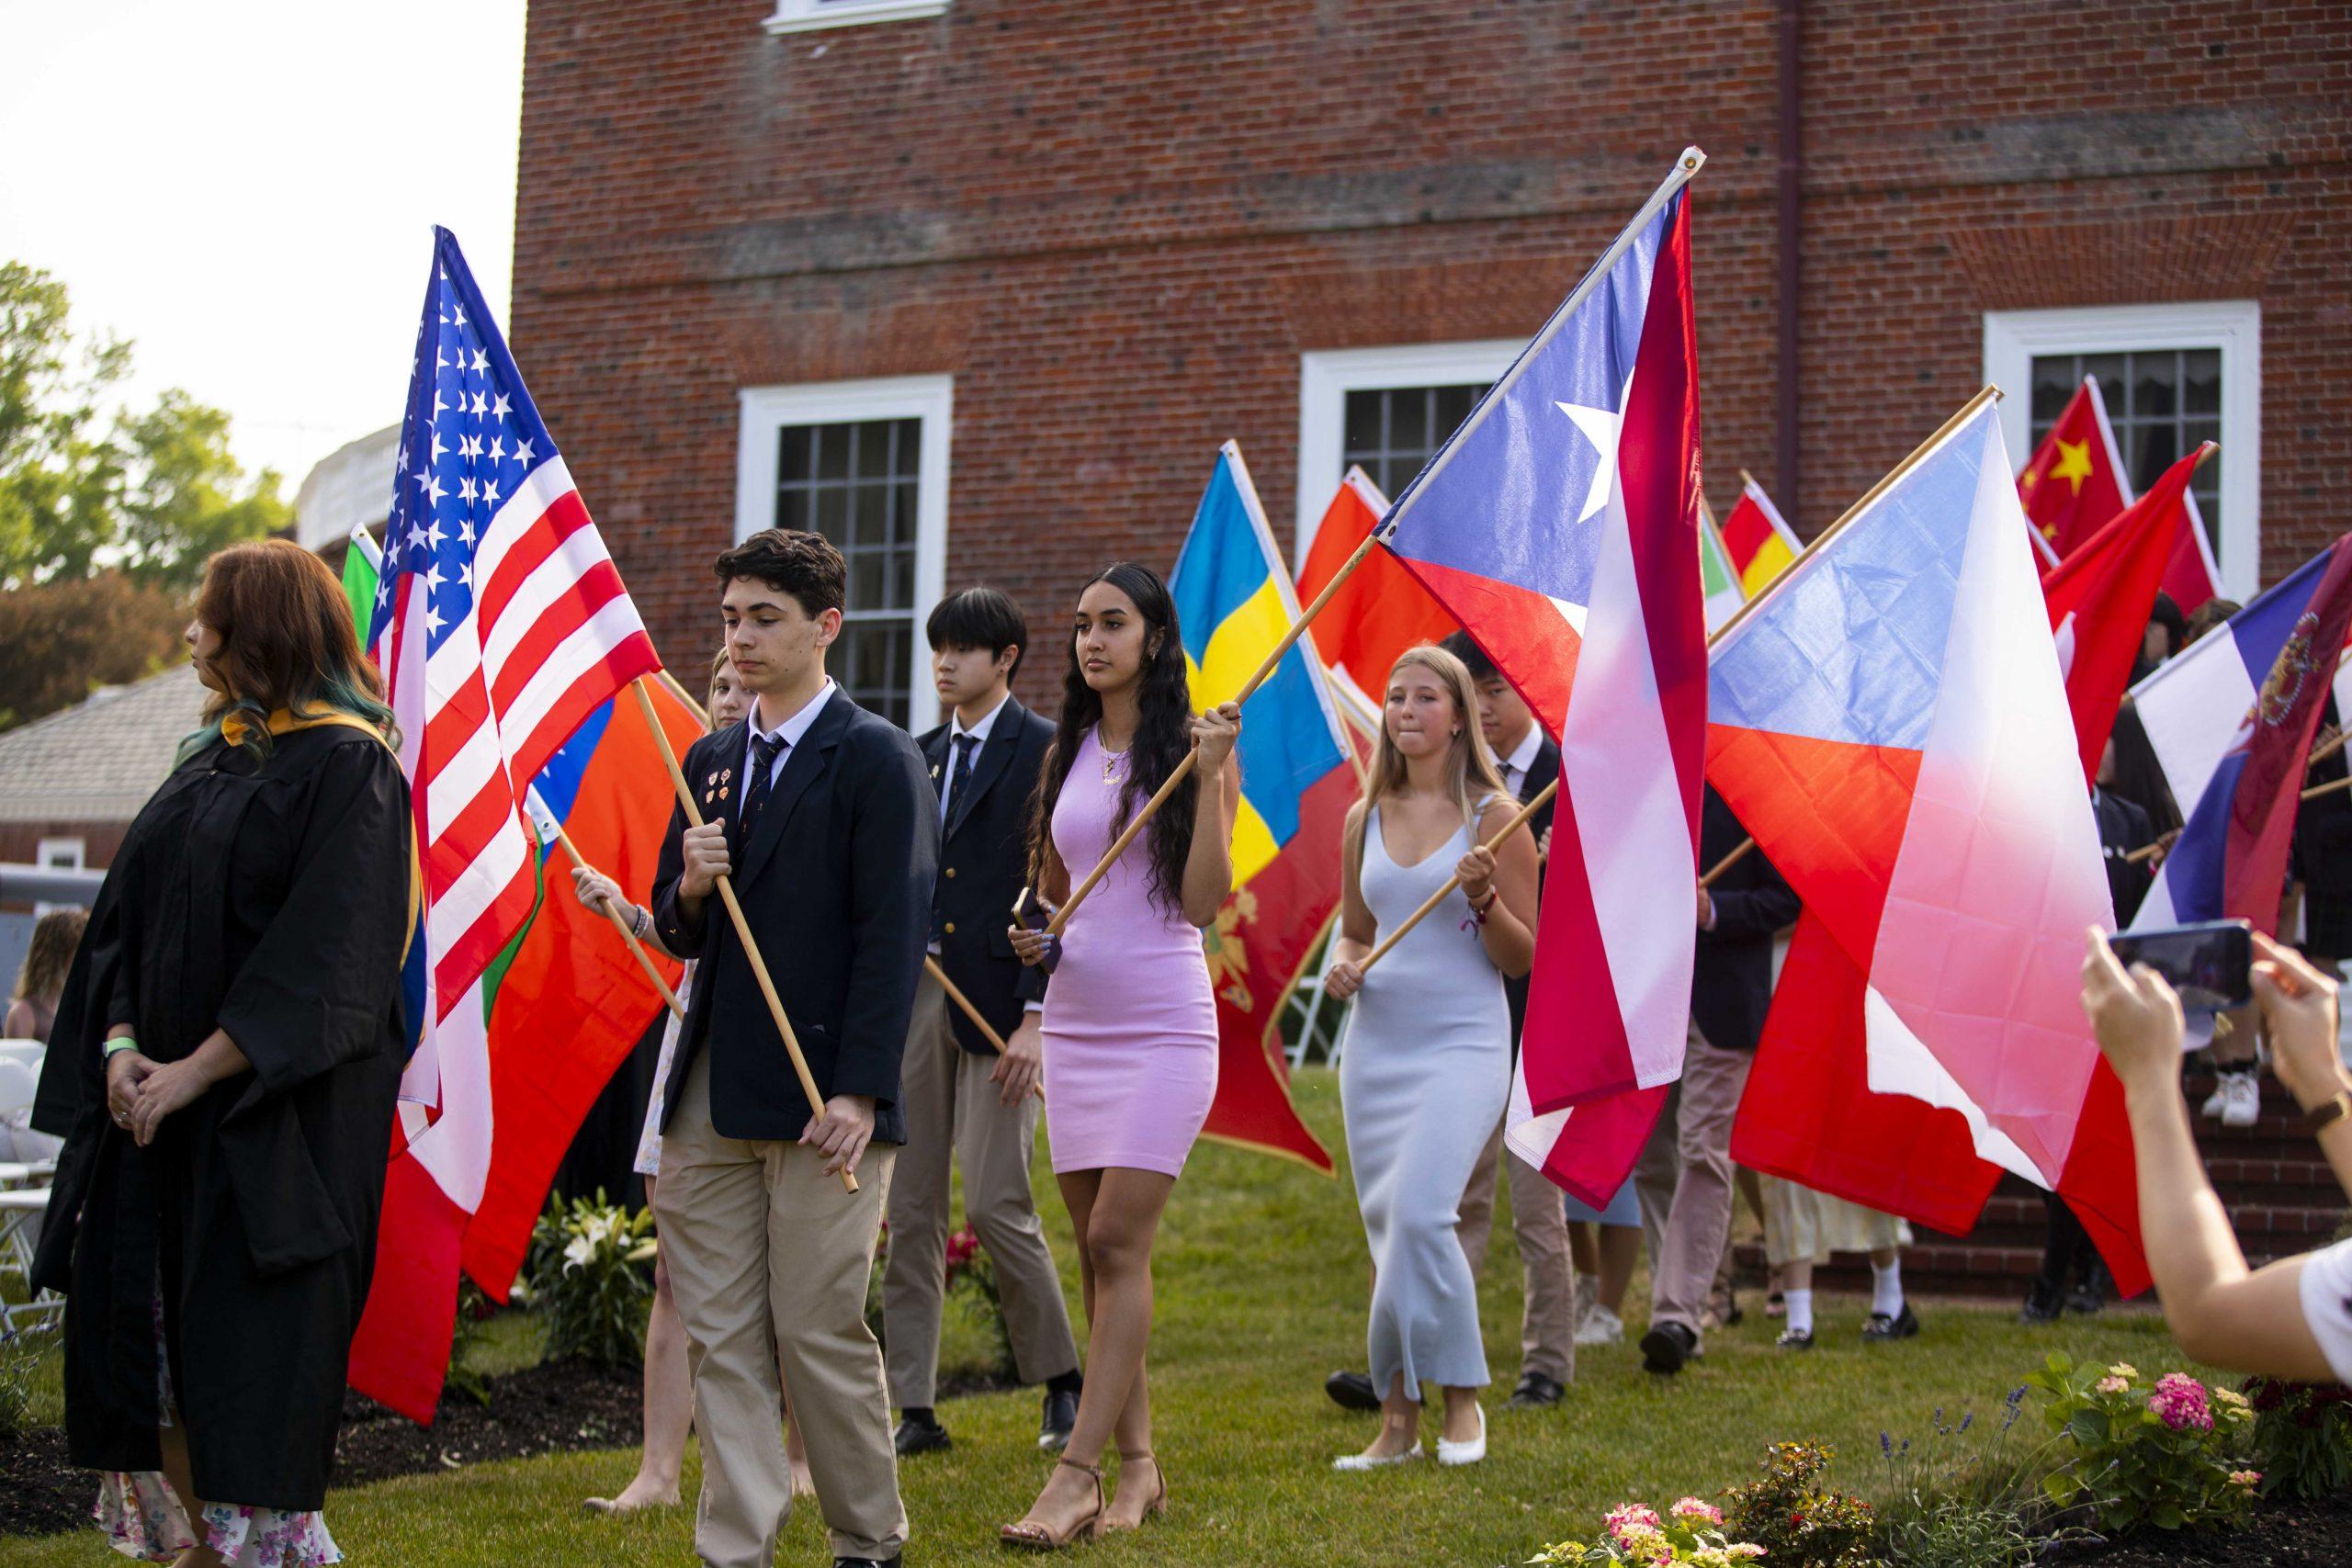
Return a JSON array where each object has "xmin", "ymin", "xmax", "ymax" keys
[{"xmin": 30, "ymin": 538, "xmax": 413, "ymax": 1566}]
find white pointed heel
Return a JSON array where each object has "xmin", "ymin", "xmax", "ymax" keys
[{"xmin": 1435, "ymin": 1404, "xmax": 1487, "ymax": 1467}]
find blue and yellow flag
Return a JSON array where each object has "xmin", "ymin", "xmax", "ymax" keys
[{"xmin": 1170, "ymin": 442, "xmax": 1351, "ymax": 886}]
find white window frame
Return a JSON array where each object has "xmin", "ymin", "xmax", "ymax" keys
[
  {"xmin": 1984, "ymin": 301, "xmax": 2260, "ymax": 597},
  {"xmin": 35, "ymin": 838, "xmax": 85, "ymax": 872},
  {"xmin": 763, "ymin": 0, "xmax": 948, "ymax": 34},
  {"xmin": 734, "ymin": 374, "xmax": 953, "ymax": 732},
  {"xmin": 1295, "ymin": 340, "xmax": 1522, "ymax": 570}
]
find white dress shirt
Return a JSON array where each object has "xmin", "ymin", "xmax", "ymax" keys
[
  {"xmin": 738, "ymin": 678, "xmax": 836, "ymax": 819},
  {"xmin": 1496, "ymin": 724, "xmax": 1544, "ymax": 798},
  {"xmin": 939, "ymin": 692, "xmax": 1012, "ymax": 827}
]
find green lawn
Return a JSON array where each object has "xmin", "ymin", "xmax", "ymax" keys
[{"xmin": 14, "ymin": 1067, "xmax": 2199, "ymax": 1566}]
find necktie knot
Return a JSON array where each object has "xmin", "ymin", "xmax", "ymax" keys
[{"xmin": 752, "ymin": 732, "xmax": 784, "ymax": 773}]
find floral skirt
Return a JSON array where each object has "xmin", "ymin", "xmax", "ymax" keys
[{"xmin": 94, "ymin": 1287, "xmax": 341, "ymax": 1565}]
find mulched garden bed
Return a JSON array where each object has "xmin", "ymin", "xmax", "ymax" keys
[
  {"xmin": 2042, "ymin": 1487, "xmax": 2352, "ymax": 1565},
  {"xmin": 5, "ymin": 1356, "xmax": 1021, "ymax": 1539}
]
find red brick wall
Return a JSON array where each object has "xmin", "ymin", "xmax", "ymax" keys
[{"xmin": 512, "ymin": 1, "xmax": 2350, "ymax": 708}]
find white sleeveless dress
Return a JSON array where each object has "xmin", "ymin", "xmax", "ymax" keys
[{"xmin": 1339, "ymin": 803, "xmax": 1512, "ymax": 1396}]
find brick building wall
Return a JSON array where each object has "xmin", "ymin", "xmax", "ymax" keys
[{"xmin": 510, "ymin": 0, "xmax": 2350, "ymax": 715}]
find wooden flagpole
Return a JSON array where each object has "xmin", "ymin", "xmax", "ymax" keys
[
  {"xmin": 539, "ymin": 812, "xmax": 685, "ymax": 1020},
  {"xmin": 629, "ymin": 677, "xmax": 859, "ymax": 1194},
  {"xmin": 1356, "ymin": 780, "xmax": 1556, "ymax": 976}
]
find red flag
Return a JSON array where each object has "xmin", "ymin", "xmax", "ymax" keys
[
  {"xmin": 462, "ymin": 681, "xmax": 704, "ymax": 1297},
  {"xmin": 1295, "ymin": 468, "xmax": 1456, "ymax": 716},
  {"xmin": 2018, "ymin": 378, "xmax": 2132, "ymax": 559},
  {"xmin": 2041, "ymin": 446, "xmax": 2210, "ymax": 784},
  {"xmin": 1732, "ymin": 913, "xmax": 2002, "ymax": 1236}
]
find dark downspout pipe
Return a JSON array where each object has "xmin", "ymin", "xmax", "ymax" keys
[{"xmin": 1776, "ymin": 0, "xmax": 1803, "ymax": 525}]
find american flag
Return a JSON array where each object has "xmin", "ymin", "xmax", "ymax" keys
[{"xmin": 368, "ymin": 228, "xmax": 660, "ymax": 1024}]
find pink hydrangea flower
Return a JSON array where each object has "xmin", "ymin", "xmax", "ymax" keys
[
  {"xmin": 1671, "ymin": 1497, "xmax": 1726, "ymax": 1525},
  {"xmin": 1727, "ymin": 1548, "xmax": 1768, "ymax": 1562},
  {"xmin": 2095, "ymin": 1375, "xmax": 2130, "ymax": 1394},
  {"xmin": 1605, "ymin": 1503, "xmax": 1664, "ymax": 1544},
  {"xmin": 1615, "ymin": 1523, "xmax": 1671, "ymax": 1564},
  {"xmin": 2229, "ymin": 1470, "xmax": 2262, "ymax": 1488},
  {"xmin": 2148, "ymin": 1372, "xmax": 2213, "ymax": 1432}
]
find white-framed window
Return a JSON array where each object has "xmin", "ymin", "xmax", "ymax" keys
[
  {"xmin": 735, "ymin": 376, "xmax": 952, "ymax": 732},
  {"xmin": 1984, "ymin": 301, "xmax": 2260, "ymax": 596},
  {"xmin": 1295, "ymin": 341, "xmax": 1521, "ymax": 567},
  {"xmin": 35, "ymin": 838, "xmax": 85, "ymax": 873},
  {"xmin": 763, "ymin": 0, "xmax": 948, "ymax": 34}
]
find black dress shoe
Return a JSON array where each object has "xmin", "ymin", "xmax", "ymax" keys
[
  {"xmin": 2018, "ymin": 1284, "xmax": 2064, "ymax": 1325},
  {"xmin": 1506, "ymin": 1371, "xmax": 1565, "ymax": 1409},
  {"xmin": 891, "ymin": 1416, "xmax": 951, "ymax": 1457},
  {"xmin": 1639, "ymin": 1321, "xmax": 1697, "ymax": 1374},
  {"xmin": 1038, "ymin": 1387, "xmax": 1079, "ymax": 1450},
  {"xmin": 835, "ymin": 1556, "xmax": 902, "ymax": 1568},
  {"xmin": 1776, "ymin": 1326, "xmax": 1815, "ymax": 1350},
  {"xmin": 1862, "ymin": 1303, "xmax": 1920, "ymax": 1343},
  {"xmin": 1324, "ymin": 1369, "xmax": 1381, "ymax": 1411}
]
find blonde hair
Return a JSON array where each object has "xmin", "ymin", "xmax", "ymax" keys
[{"xmin": 1347, "ymin": 644, "xmax": 1510, "ymax": 870}]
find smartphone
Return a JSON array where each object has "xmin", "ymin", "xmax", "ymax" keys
[{"xmin": 2107, "ymin": 919, "xmax": 2254, "ymax": 1017}]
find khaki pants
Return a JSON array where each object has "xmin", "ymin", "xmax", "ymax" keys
[
  {"xmin": 1634, "ymin": 1029, "xmax": 1752, "ymax": 1348},
  {"xmin": 1458, "ymin": 1110, "xmax": 1577, "ymax": 1384},
  {"xmin": 657, "ymin": 1052, "xmax": 906, "ymax": 1566},
  {"xmin": 882, "ymin": 973, "xmax": 1079, "ymax": 1408}
]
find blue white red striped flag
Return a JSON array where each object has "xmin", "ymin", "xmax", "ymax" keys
[{"xmin": 1380, "ymin": 151, "xmax": 1707, "ymax": 1204}]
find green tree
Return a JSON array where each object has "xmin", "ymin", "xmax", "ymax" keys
[{"xmin": 0, "ymin": 260, "xmax": 288, "ymax": 591}]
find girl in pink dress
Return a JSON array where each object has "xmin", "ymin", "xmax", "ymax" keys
[{"xmin": 1001, "ymin": 561, "xmax": 1239, "ymax": 1548}]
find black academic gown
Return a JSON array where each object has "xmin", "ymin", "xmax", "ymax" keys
[{"xmin": 31, "ymin": 724, "xmax": 412, "ymax": 1511}]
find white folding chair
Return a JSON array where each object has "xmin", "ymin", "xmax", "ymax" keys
[{"xmin": 0, "ymin": 1185, "xmax": 59, "ymax": 1332}]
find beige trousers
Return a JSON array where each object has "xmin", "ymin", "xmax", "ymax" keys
[
  {"xmin": 882, "ymin": 973, "xmax": 1079, "ymax": 1408},
  {"xmin": 1458, "ymin": 1108, "xmax": 1577, "ymax": 1384},
  {"xmin": 1633, "ymin": 1029, "xmax": 1752, "ymax": 1347},
  {"xmin": 656, "ymin": 1052, "xmax": 906, "ymax": 1566}
]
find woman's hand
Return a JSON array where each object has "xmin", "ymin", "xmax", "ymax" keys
[
  {"xmin": 126, "ymin": 1057, "xmax": 215, "ymax": 1146},
  {"xmin": 2251, "ymin": 932, "xmax": 2351, "ymax": 1111},
  {"xmin": 2080, "ymin": 926, "xmax": 2186, "ymax": 1093},
  {"xmin": 571, "ymin": 866, "xmax": 625, "ymax": 913},
  {"xmin": 1191, "ymin": 702, "xmax": 1241, "ymax": 769},
  {"xmin": 1009, "ymin": 924, "xmax": 1048, "ymax": 967},
  {"xmin": 1456, "ymin": 843, "xmax": 1498, "ymax": 906},
  {"xmin": 105, "ymin": 1050, "xmax": 155, "ymax": 1132},
  {"xmin": 1324, "ymin": 959, "xmax": 1366, "ymax": 1001}
]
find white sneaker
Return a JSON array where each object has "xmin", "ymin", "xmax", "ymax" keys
[
  {"xmin": 2200, "ymin": 1081, "xmax": 2229, "ymax": 1119},
  {"xmin": 1435, "ymin": 1404, "xmax": 1487, "ymax": 1468},
  {"xmin": 2220, "ymin": 1072, "xmax": 2261, "ymax": 1128},
  {"xmin": 1575, "ymin": 1305, "xmax": 1624, "ymax": 1347},
  {"xmin": 1332, "ymin": 1441, "xmax": 1422, "ymax": 1471}
]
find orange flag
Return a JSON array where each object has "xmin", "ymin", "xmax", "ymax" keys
[{"xmin": 1295, "ymin": 468, "xmax": 1456, "ymax": 718}]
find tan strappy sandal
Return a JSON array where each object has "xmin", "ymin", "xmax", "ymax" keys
[
  {"xmin": 1099, "ymin": 1450, "xmax": 1169, "ymax": 1533},
  {"xmin": 1000, "ymin": 1456, "xmax": 1105, "ymax": 1550}
]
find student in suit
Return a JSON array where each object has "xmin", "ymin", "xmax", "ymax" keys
[
  {"xmin": 649, "ymin": 528, "xmax": 937, "ymax": 1568},
  {"xmin": 1634, "ymin": 785, "xmax": 1800, "ymax": 1374},
  {"xmin": 885, "ymin": 588, "xmax": 1084, "ymax": 1460}
]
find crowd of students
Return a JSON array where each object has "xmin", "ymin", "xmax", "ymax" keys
[{"xmin": 14, "ymin": 536, "xmax": 2352, "ymax": 1568}]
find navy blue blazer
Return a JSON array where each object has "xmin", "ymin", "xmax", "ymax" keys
[
  {"xmin": 915, "ymin": 695, "xmax": 1053, "ymax": 1055},
  {"xmin": 650, "ymin": 687, "xmax": 939, "ymax": 1145}
]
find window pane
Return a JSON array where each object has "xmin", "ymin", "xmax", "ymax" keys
[
  {"xmin": 780, "ymin": 426, "xmax": 815, "ymax": 484},
  {"xmin": 775, "ymin": 486, "xmax": 809, "ymax": 532},
  {"xmin": 2130, "ymin": 422, "xmax": 2179, "ymax": 493},
  {"xmin": 1343, "ymin": 390, "xmax": 1383, "ymax": 462},
  {"xmin": 815, "ymin": 484, "xmax": 850, "ymax": 542},
  {"xmin": 2082, "ymin": 354, "xmax": 2128, "ymax": 419},
  {"xmin": 2133, "ymin": 354, "xmax": 2177, "ymax": 420},
  {"xmin": 818, "ymin": 423, "xmax": 852, "ymax": 482},
  {"xmin": 851, "ymin": 547, "xmax": 885, "ymax": 607},
  {"xmin": 891, "ymin": 547, "xmax": 915, "ymax": 609},
  {"xmin": 854, "ymin": 481, "xmax": 888, "ymax": 547},
  {"xmin": 2030, "ymin": 355, "xmax": 2077, "ymax": 429},
  {"xmin": 2183, "ymin": 350, "xmax": 2222, "ymax": 416},
  {"xmin": 894, "ymin": 481, "xmax": 920, "ymax": 546},
  {"xmin": 1432, "ymin": 384, "xmax": 1478, "ymax": 444}
]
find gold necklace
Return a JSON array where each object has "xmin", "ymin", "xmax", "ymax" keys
[{"xmin": 1099, "ymin": 738, "xmax": 1128, "ymax": 784}]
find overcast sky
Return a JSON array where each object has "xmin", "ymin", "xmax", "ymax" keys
[{"xmin": 0, "ymin": 0, "xmax": 528, "ymax": 490}]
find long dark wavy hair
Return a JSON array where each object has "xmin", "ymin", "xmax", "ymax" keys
[
  {"xmin": 177, "ymin": 539, "xmax": 398, "ymax": 768},
  {"xmin": 1024, "ymin": 561, "xmax": 1199, "ymax": 917}
]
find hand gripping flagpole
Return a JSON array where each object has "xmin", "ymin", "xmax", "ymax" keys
[
  {"xmin": 655, "ymin": 662, "xmax": 1038, "ymax": 1077},
  {"xmin": 535, "ymin": 806, "xmax": 687, "ymax": 1021},
  {"xmin": 1043, "ymin": 527, "xmax": 1385, "ymax": 938},
  {"xmin": 631, "ymin": 677, "xmax": 860, "ymax": 1194},
  {"xmin": 1046, "ymin": 147, "xmax": 1712, "ymax": 942},
  {"xmin": 1355, "ymin": 779, "xmax": 1558, "ymax": 976}
]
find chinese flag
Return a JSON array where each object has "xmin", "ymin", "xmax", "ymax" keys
[
  {"xmin": 2041, "ymin": 446, "xmax": 2210, "ymax": 783},
  {"xmin": 1295, "ymin": 468, "xmax": 1456, "ymax": 716},
  {"xmin": 2018, "ymin": 379, "xmax": 2131, "ymax": 560}
]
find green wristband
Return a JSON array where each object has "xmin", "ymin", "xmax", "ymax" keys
[{"xmin": 104, "ymin": 1037, "xmax": 140, "ymax": 1058}]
